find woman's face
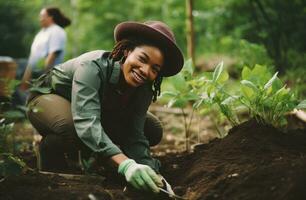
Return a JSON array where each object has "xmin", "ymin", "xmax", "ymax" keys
[
  {"xmin": 39, "ymin": 9, "xmax": 53, "ymax": 28},
  {"xmin": 122, "ymin": 45, "xmax": 164, "ymax": 87}
]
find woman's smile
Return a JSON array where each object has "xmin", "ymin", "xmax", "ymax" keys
[
  {"xmin": 131, "ymin": 69, "xmax": 146, "ymax": 85},
  {"xmin": 122, "ymin": 45, "xmax": 164, "ymax": 87}
]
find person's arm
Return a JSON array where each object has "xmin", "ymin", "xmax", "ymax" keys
[
  {"xmin": 119, "ymin": 84, "xmax": 175, "ymax": 194},
  {"xmin": 20, "ymin": 51, "xmax": 58, "ymax": 91},
  {"xmin": 110, "ymin": 153, "xmax": 129, "ymax": 167},
  {"xmin": 121, "ymin": 84, "xmax": 161, "ymax": 172},
  {"xmin": 71, "ymin": 60, "xmax": 122, "ymax": 157},
  {"xmin": 20, "ymin": 66, "xmax": 32, "ymax": 91},
  {"xmin": 44, "ymin": 51, "xmax": 60, "ymax": 71}
]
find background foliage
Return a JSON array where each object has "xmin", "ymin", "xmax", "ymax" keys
[{"xmin": 0, "ymin": 0, "xmax": 305, "ymax": 94}]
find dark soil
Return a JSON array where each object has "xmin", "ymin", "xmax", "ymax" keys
[{"xmin": 1, "ymin": 119, "xmax": 306, "ymax": 200}]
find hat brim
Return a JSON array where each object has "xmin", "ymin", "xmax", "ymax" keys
[{"xmin": 114, "ymin": 22, "xmax": 184, "ymax": 77}]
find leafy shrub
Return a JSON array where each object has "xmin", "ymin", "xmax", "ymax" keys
[
  {"xmin": 197, "ymin": 63, "xmax": 306, "ymax": 128},
  {"xmin": 162, "ymin": 60, "xmax": 306, "ymax": 139}
]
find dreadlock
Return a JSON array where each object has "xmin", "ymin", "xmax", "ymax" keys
[
  {"xmin": 109, "ymin": 39, "xmax": 164, "ymax": 102},
  {"xmin": 109, "ymin": 39, "xmax": 137, "ymax": 62},
  {"xmin": 152, "ymin": 75, "xmax": 163, "ymax": 102}
]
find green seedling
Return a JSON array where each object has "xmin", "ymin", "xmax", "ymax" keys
[{"xmin": 161, "ymin": 59, "xmax": 198, "ymax": 152}]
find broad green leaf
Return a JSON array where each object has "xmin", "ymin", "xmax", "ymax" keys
[
  {"xmin": 251, "ymin": 64, "xmax": 271, "ymax": 85},
  {"xmin": 264, "ymin": 72, "xmax": 278, "ymax": 90},
  {"xmin": 273, "ymin": 86, "xmax": 288, "ymax": 100},
  {"xmin": 172, "ymin": 98, "xmax": 188, "ymax": 108},
  {"xmin": 160, "ymin": 91, "xmax": 179, "ymax": 98},
  {"xmin": 296, "ymin": 100, "xmax": 306, "ymax": 109},
  {"xmin": 241, "ymin": 80, "xmax": 259, "ymax": 92},
  {"xmin": 168, "ymin": 73, "xmax": 188, "ymax": 92},
  {"xmin": 212, "ymin": 61, "xmax": 224, "ymax": 83},
  {"xmin": 201, "ymin": 72, "xmax": 213, "ymax": 80},
  {"xmin": 241, "ymin": 85, "xmax": 254, "ymax": 99},
  {"xmin": 241, "ymin": 66, "xmax": 251, "ymax": 80},
  {"xmin": 217, "ymin": 70, "xmax": 229, "ymax": 84},
  {"xmin": 182, "ymin": 59, "xmax": 194, "ymax": 76},
  {"xmin": 252, "ymin": 64, "xmax": 269, "ymax": 77},
  {"xmin": 221, "ymin": 96, "xmax": 239, "ymax": 105},
  {"xmin": 185, "ymin": 92, "xmax": 199, "ymax": 101},
  {"xmin": 271, "ymin": 77, "xmax": 283, "ymax": 92},
  {"xmin": 276, "ymin": 86, "xmax": 289, "ymax": 96},
  {"xmin": 167, "ymin": 98, "xmax": 187, "ymax": 108}
]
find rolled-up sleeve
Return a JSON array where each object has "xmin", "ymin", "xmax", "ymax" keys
[
  {"xmin": 71, "ymin": 60, "xmax": 122, "ymax": 157},
  {"xmin": 121, "ymin": 85, "xmax": 161, "ymax": 173}
]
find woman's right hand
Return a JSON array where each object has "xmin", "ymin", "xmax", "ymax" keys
[{"xmin": 118, "ymin": 159, "xmax": 163, "ymax": 193}]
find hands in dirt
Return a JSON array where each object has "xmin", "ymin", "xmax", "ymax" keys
[{"xmin": 118, "ymin": 159, "xmax": 172, "ymax": 193}]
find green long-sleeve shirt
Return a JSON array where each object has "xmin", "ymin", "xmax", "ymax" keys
[{"xmin": 46, "ymin": 50, "xmax": 160, "ymax": 172}]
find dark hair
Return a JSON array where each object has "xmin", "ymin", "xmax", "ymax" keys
[
  {"xmin": 109, "ymin": 39, "xmax": 164, "ymax": 102},
  {"xmin": 45, "ymin": 7, "xmax": 71, "ymax": 28}
]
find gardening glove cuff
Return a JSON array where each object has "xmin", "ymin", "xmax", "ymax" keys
[{"xmin": 118, "ymin": 159, "xmax": 163, "ymax": 193}]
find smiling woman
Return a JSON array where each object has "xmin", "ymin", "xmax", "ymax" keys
[
  {"xmin": 26, "ymin": 20, "xmax": 184, "ymax": 196},
  {"xmin": 122, "ymin": 45, "xmax": 163, "ymax": 87}
]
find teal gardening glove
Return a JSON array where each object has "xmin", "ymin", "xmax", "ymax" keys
[{"xmin": 118, "ymin": 159, "xmax": 163, "ymax": 193}]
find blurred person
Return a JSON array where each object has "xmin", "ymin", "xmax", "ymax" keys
[
  {"xmin": 26, "ymin": 20, "xmax": 184, "ymax": 195},
  {"xmin": 20, "ymin": 7, "xmax": 71, "ymax": 92}
]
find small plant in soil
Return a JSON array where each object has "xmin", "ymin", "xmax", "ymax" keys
[
  {"xmin": 161, "ymin": 59, "xmax": 199, "ymax": 152},
  {"xmin": 193, "ymin": 63, "xmax": 306, "ymax": 128},
  {"xmin": 163, "ymin": 60, "xmax": 306, "ymax": 152},
  {"xmin": 0, "ymin": 80, "xmax": 28, "ymax": 179},
  {"xmin": 0, "ymin": 118, "xmax": 27, "ymax": 179}
]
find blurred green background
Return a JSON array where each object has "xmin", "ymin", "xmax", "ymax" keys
[{"xmin": 0, "ymin": 0, "xmax": 305, "ymax": 97}]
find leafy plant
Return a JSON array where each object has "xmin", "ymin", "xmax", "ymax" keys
[
  {"xmin": 238, "ymin": 64, "xmax": 304, "ymax": 127},
  {"xmin": 162, "ymin": 60, "xmax": 306, "ymax": 147},
  {"xmin": 0, "ymin": 118, "xmax": 14, "ymax": 153},
  {"xmin": 0, "ymin": 118, "xmax": 27, "ymax": 179},
  {"xmin": 0, "ymin": 80, "xmax": 26, "ymax": 178},
  {"xmin": 161, "ymin": 59, "xmax": 199, "ymax": 152},
  {"xmin": 0, "ymin": 153, "xmax": 27, "ymax": 178},
  {"xmin": 195, "ymin": 63, "xmax": 306, "ymax": 128},
  {"xmin": 192, "ymin": 62, "xmax": 240, "ymax": 126}
]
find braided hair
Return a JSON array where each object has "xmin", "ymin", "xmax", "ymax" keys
[{"xmin": 109, "ymin": 39, "xmax": 164, "ymax": 102}]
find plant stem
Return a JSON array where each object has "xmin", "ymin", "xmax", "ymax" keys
[{"xmin": 181, "ymin": 108, "xmax": 190, "ymax": 152}]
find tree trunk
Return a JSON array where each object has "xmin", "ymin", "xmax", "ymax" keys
[
  {"xmin": 186, "ymin": 0, "xmax": 195, "ymax": 66},
  {"xmin": 71, "ymin": 0, "xmax": 79, "ymax": 57}
]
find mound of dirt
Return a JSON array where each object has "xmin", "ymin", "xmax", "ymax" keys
[
  {"xmin": 160, "ymin": 119, "xmax": 306, "ymax": 200},
  {"xmin": 1, "ymin": 119, "xmax": 306, "ymax": 200}
]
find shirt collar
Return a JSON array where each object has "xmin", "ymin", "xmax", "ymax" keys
[
  {"xmin": 98, "ymin": 51, "xmax": 122, "ymax": 85},
  {"xmin": 109, "ymin": 60, "xmax": 121, "ymax": 84}
]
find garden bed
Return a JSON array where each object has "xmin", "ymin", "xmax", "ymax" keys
[{"xmin": 1, "ymin": 119, "xmax": 306, "ymax": 200}]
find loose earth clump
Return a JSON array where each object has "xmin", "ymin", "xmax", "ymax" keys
[
  {"xmin": 1, "ymin": 119, "xmax": 306, "ymax": 200},
  {"xmin": 160, "ymin": 119, "xmax": 306, "ymax": 200}
]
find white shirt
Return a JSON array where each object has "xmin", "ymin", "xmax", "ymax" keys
[{"xmin": 28, "ymin": 24, "xmax": 66, "ymax": 71}]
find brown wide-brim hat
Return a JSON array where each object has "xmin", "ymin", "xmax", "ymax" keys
[{"xmin": 114, "ymin": 21, "xmax": 184, "ymax": 77}]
